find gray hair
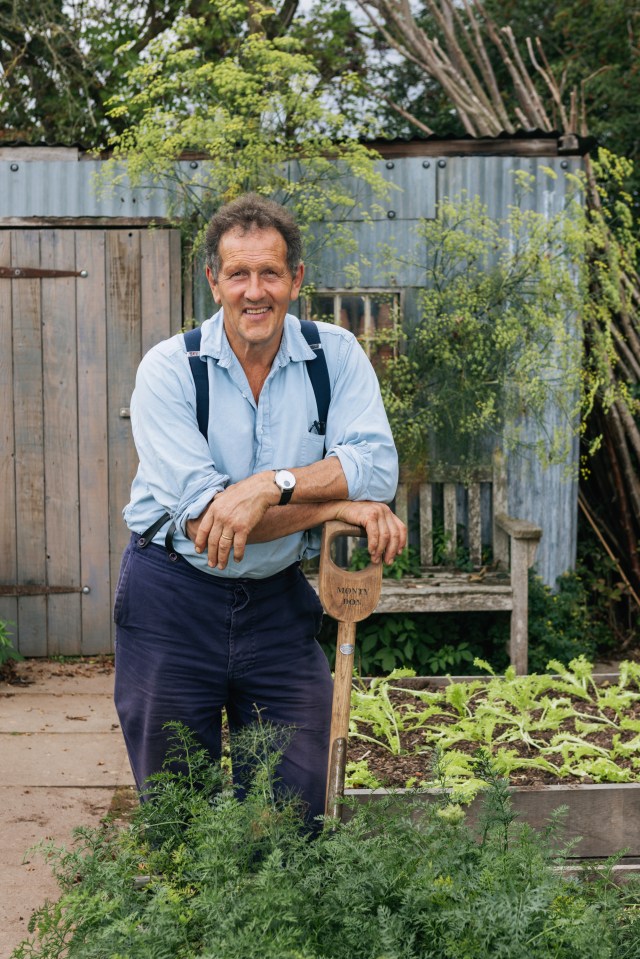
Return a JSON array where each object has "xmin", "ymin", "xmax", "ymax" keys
[{"xmin": 205, "ymin": 193, "xmax": 303, "ymax": 279}]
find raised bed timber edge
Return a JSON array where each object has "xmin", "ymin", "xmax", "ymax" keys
[{"xmin": 342, "ymin": 782, "xmax": 640, "ymax": 863}]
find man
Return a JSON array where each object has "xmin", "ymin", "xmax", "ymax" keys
[{"xmin": 114, "ymin": 193, "xmax": 406, "ymax": 826}]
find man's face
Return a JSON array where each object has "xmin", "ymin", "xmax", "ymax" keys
[{"xmin": 206, "ymin": 226, "xmax": 304, "ymax": 359}]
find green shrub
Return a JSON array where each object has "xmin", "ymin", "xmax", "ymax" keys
[
  {"xmin": 0, "ymin": 620, "xmax": 22, "ymax": 668},
  {"xmin": 15, "ymin": 725, "xmax": 640, "ymax": 959},
  {"xmin": 528, "ymin": 571, "xmax": 599, "ymax": 672}
]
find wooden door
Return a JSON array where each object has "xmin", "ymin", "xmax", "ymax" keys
[{"xmin": 0, "ymin": 228, "xmax": 182, "ymax": 655}]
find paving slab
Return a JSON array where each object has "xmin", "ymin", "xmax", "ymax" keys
[
  {"xmin": 0, "ymin": 658, "xmax": 136, "ymax": 959},
  {"xmin": 0, "ymin": 785, "xmax": 124, "ymax": 958},
  {"xmin": 1, "ymin": 733, "xmax": 133, "ymax": 787},
  {"xmin": 0, "ymin": 693, "xmax": 122, "ymax": 733}
]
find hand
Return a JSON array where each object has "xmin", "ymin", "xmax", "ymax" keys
[
  {"xmin": 186, "ymin": 472, "xmax": 278, "ymax": 569},
  {"xmin": 334, "ymin": 501, "xmax": 407, "ymax": 566}
]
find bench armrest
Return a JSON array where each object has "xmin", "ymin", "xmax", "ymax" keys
[{"xmin": 495, "ymin": 512, "xmax": 542, "ymax": 542}]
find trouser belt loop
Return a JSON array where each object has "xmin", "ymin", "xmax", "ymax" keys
[{"xmin": 137, "ymin": 512, "xmax": 171, "ymax": 548}]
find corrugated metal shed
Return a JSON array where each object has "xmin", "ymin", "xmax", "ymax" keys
[
  {"xmin": 0, "ymin": 147, "xmax": 202, "ymax": 220},
  {"xmin": 0, "ymin": 142, "xmax": 585, "ymax": 589},
  {"xmin": 305, "ymin": 153, "xmax": 584, "ymax": 589}
]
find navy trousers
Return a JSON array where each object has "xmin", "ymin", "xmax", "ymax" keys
[{"xmin": 113, "ymin": 533, "xmax": 333, "ymax": 826}]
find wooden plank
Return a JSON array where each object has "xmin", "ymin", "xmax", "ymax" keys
[
  {"xmin": 0, "ymin": 217, "xmax": 172, "ymax": 228},
  {"xmin": 344, "ymin": 783, "xmax": 640, "ymax": 859},
  {"xmin": 76, "ymin": 231, "xmax": 112, "ymax": 655},
  {"xmin": 443, "ymin": 483, "xmax": 457, "ymax": 562},
  {"xmin": 12, "ymin": 231, "xmax": 47, "ymax": 655},
  {"xmin": 41, "ymin": 230, "xmax": 81, "ymax": 656},
  {"xmin": 169, "ymin": 229, "xmax": 184, "ymax": 335},
  {"xmin": 492, "ymin": 448, "xmax": 509, "ymax": 567},
  {"xmin": 368, "ymin": 137, "xmax": 567, "ymax": 159},
  {"xmin": 468, "ymin": 483, "xmax": 482, "ymax": 566},
  {"xmin": 140, "ymin": 229, "xmax": 172, "ymax": 356},
  {"xmin": 106, "ymin": 231, "xmax": 141, "ymax": 631},
  {"xmin": 307, "ymin": 574, "xmax": 513, "ymax": 614},
  {"xmin": 0, "ymin": 231, "xmax": 18, "ymax": 635},
  {"xmin": 509, "ymin": 536, "xmax": 533, "ymax": 675},
  {"xmin": 419, "ymin": 483, "xmax": 433, "ymax": 565},
  {"xmin": 394, "ymin": 483, "xmax": 408, "ymax": 528}
]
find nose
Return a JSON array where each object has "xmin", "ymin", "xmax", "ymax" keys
[{"xmin": 245, "ymin": 271, "xmax": 265, "ymax": 301}]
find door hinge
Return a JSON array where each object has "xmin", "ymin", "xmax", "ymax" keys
[
  {"xmin": 0, "ymin": 585, "xmax": 91, "ymax": 596},
  {"xmin": 0, "ymin": 266, "xmax": 88, "ymax": 279}
]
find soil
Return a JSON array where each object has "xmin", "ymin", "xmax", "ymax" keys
[{"xmin": 347, "ymin": 681, "xmax": 640, "ymax": 790}]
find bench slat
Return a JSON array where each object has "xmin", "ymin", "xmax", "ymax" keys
[
  {"xmin": 468, "ymin": 484, "xmax": 482, "ymax": 566},
  {"xmin": 443, "ymin": 483, "xmax": 457, "ymax": 562},
  {"xmin": 395, "ymin": 483, "xmax": 409, "ymax": 529},
  {"xmin": 419, "ymin": 483, "xmax": 433, "ymax": 565}
]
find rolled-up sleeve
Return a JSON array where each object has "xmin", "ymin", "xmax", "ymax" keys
[
  {"xmin": 130, "ymin": 342, "xmax": 229, "ymax": 532},
  {"xmin": 322, "ymin": 330, "xmax": 399, "ymax": 503}
]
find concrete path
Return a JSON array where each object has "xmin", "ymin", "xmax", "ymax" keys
[{"xmin": 0, "ymin": 659, "xmax": 134, "ymax": 959}]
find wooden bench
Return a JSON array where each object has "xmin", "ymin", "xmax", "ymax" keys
[{"xmin": 313, "ymin": 452, "xmax": 542, "ymax": 674}]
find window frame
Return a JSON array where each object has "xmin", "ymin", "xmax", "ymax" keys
[{"xmin": 301, "ymin": 287, "xmax": 404, "ymax": 359}]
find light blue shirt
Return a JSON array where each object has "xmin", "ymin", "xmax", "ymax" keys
[{"xmin": 124, "ymin": 309, "xmax": 399, "ymax": 578}]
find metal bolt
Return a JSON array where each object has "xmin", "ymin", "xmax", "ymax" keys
[
  {"xmin": 13, "ymin": 268, "xmax": 22, "ymax": 276},
  {"xmin": 385, "ymin": 161, "xmax": 395, "ymax": 170},
  {"xmin": 422, "ymin": 160, "xmax": 431, "ymax": 169},
  {"xmin": 561, "ymin": 160, "xmax": 569, "ymax": 170},
  {"xmin": 79, "ymin": 270, "xmax": 88, "ymax": 278},
  {"xmin": 387, "ymin": 210, "xmax": 396, "ymax": 219},
  {"xmin": 82, "ymin": 586, "xmax": 91, "ymax": 594},
  {"xmin": 10, "ymin": 163, "xmax": 19, "ymax": 172},
  {"xmin": 190, "ymin": 161, "xmax": 199, "ymax": 169},
  {"xmin": 438, "ymin": 159, "xmax": 447, "ymax": 168}
]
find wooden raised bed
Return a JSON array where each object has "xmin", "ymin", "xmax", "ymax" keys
[
  {"xmin": 343, "ymin": 783, "xmax": 640, "ymax": 864},
  {"xmin": 340, "ymin": 669, "xmax": 640, "ymax": 870}
]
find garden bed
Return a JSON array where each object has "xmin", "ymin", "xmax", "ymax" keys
[{"xmin": 343, "ymin": 659, "xmax": 640, "ymax": 861}]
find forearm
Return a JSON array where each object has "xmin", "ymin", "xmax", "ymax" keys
[
  {"xmin": 287, "ymin": 455, "xmax": 349, "ymax": 503},
  {"xmin": 246, "ymin": 500, "xmax": 344, "ymax": 544}
]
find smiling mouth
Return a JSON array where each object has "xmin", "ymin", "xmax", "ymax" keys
[{"xmin": 244, "ymin": 307, "xmax": 270, "ymax": 315}]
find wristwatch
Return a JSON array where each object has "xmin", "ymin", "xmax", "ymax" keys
[{"xmin": 274, "ymin": 469, "xmax": 296, "ymax": 505}]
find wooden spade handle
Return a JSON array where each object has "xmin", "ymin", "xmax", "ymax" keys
[
  {"xmin": 318, "ymin": 520, "xmax": 383, "ymax": 820},
  {"xmin": 318, "ymin": 520, "xmax": 383, "ymax": 622}
]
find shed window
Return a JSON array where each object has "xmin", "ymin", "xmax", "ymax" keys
[{"xmin": 302, "ymin": 290, "xmax": 401, "ymax": 361}]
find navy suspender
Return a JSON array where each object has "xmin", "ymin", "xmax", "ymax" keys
[
  {"xmin": 298, "ymin": 319, "xmax": 331, "ymax": 437},
  {"xmin": 183, "ymin": 326, "xmax": 210, "ymax": 439},
  {"xmin": 183, "ymin": 320, "xmax": 330, "ymax": 441}
]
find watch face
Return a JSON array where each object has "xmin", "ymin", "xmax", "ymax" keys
[{"xmin": 275, "ymin": 469, "xmax": 295, "ymax": 490}]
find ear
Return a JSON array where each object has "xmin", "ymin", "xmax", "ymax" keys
[
  {"xmin": 289, "ymin": 262, "xmax": 305, "ymax": 302},
  {"xmin": 205, "ymin": 264, "xmax": 222, "ymax": 305}
]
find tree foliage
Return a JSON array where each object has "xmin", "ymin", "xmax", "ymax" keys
[
  {"xmin": 0, "ymin": 0, "xmax": 303, "ymax": 147},
  {"xmin": 379, "ymin": 174, "xmax": 584, "ymax": 474},
  {"xmin": 102, "ymin": 0, "xmax": 386, "ymax": 261}
]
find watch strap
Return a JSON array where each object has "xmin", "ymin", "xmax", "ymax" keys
[{"xmin": 278, "ymin": 486, "xmax": 294, "ymax": 506}]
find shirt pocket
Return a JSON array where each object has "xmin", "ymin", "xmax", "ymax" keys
[{"xmin": 300, "ymin": 431, "xmax": 326, "ymax": 466}]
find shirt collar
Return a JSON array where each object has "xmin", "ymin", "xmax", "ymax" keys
[{"xmin": 198, "ymin": 310, "xmax": 315, "ymax": 368}]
